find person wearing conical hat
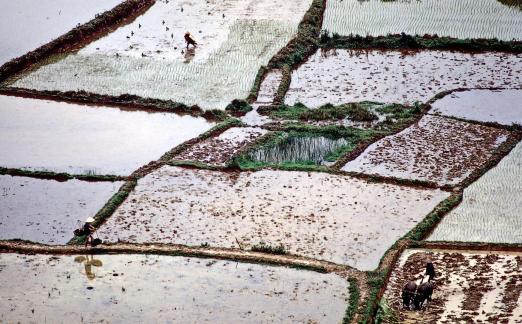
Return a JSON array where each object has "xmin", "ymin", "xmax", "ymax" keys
[{"xmin": 84, "ymin": 217, "xmax": 95, "ymax": 248}]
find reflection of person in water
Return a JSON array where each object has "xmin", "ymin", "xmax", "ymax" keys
[{"xmin": 74, "ymin": 255, "xmax": 103, "ymax": 280}]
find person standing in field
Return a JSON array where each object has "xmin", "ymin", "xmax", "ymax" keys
[{"xmin": 184, "ymin": 32, "xmax": 197, "ymax": 49}]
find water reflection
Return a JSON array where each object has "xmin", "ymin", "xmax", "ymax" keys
[
  {"xmin": 74, "ymin": 255, "xmax": 103, "ymax": 280},
  {"xmin": 248, "ymin": 135, "xmax": 349, "ymax": 165}
]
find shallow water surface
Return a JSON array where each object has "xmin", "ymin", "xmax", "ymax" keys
[
  {"xmin": 0, "ymin": 0, "xmax": 121, "ymax": 65},
  {"xmin": 248, "ymin": 135, "xmax": 350, "ymax": 165},
  {"xmin": 0, "ymin": 175, "xmax": 122, "ymax": 244},
  {"xmin": 323, "ymin": 0, "xmax": 522, "ymax": 40},
  {"xmin": 0, "ymin": 253, "xmax": 349, "ymax": 323},
  {"xmin": 429, "ymin": 141, "xmax": 522, "ymax": 243},
  {"xmin": 98, "ymin": 166, "xmax": 449, "ymax": 270},
  {"xmin": 0, "ymin": 95, "xmax": 214, "ymax": 175},
  {"xmin": 430, "ymin": 89, "xmax": 522, "ymax": 125}
]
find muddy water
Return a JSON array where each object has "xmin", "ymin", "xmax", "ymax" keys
[
  {"xmin": 0, "ymin": 253, "xmax": 349, "ymax": 323},
  {"xmin": 342, "ymin": 115, "xmax": 510, "ymax": 186},
  {"xmin": 430, "ymin": 89, "xmax": 522, "ymax": 126},
  {"xmin": 322, "ymin": 0, "xmax": 522, "ymax": 40},
  {"xmin": 173, "ymin": 127, "xmax": 268, "ymax": 166},
  {"xmin": 0, "ymin": 175, "xmax": 122, "ymax": 245},
  {"xmin": 0, "ymin": 0, "xmax": 121, "ymax": 65},
  {"xmin": 0, "ymin": 95, "xmax": 214, "ymax": 175},
  {"xmin": 97, "ymin": 166, "xmax": 449, "ymax": 271},
  {"xmin": 248, "ymin": 135, "xmax": 350, "ymax": 165},
  {"xmin": 429, "ymin": 141, "xmax": 522, "ymax": 243},
  {"xmin": 284, "ymin": 49, "xmax": 522, "ymax": 108},
  {"xmin": 12, "ymin": 0, "xmax": 312, "ymax": 110},
  {"xmin": 383, "ymin": 249, "xmax": 522, "ymax": 323}
]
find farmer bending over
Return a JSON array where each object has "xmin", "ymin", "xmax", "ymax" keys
[
  {"xmin": 184, "ymin": 32, "xmax": 197, "ymax": 49},
  {"xmin": 83, "ymin": 217, "xmax": 95, "ymax": 248}
]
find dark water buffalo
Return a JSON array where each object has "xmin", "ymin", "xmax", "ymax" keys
[
  {"xmin": 413, "ymin": 281, "xmax": 434, "ymax": 310},
  {"xmin": 402, "ymin": 281, "xmax": 417, "ymax": 309}
]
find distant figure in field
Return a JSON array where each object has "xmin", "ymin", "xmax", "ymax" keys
[
  {"xmin": 83, "ymin": 217, "xmax": 95, "ymax": 248},
  {"xmin": 184, "ymin": 32, "xmax": 197, "ymax": 49},
  {"xmin": 425, "ymin": 260, "xmax": 436, "ymax": 282}
]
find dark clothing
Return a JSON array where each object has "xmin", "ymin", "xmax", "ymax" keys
[
  {"xmin": 184, "ymin": 33, "xmax": 197, "ymax": 47},
  {"xmin": 425, "ymin": 262, "xmax": 436, "ymax": 281},
  {"xmin": 83, "ymin": 223, "xmax": 95, "ymax": 235}
]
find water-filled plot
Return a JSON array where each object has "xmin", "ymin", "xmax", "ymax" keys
[
  {"xmin": 342, "ymin": 115, "xmax": 511, "ymax": 186},
  {"xmin": 173, "ymin": 127, "xmax": 268, "ymax": 167},
  {"xmin": 11, "ymin": 0, "xmax": 313, "ymax": 110},
  {"xmin": 381, "ymin": 249, "xmax": 522, "ymax": 323},
  {"xmin": 284, "ymin": 49, "xmax": 522, "ymax": 108},
  {"xmin": 0, "ymin": 95, "xmax": 214, "ymax": 176},
  {"xmin": 322, "ymin": 0, "xmax": 522, "ymax": 41},
  {"xmin": 242, "ymin": 70, "xmax": 283, "ymax": 126},
  {"xmin": 0, "ymin": 0, "xmax": 121, "ymax": 65},
  {"xmin": 0, "ymin": 175, "xmax": 122, "ymax": 245},
  {"xmin": 429, "ymin": 141, "xmax": 522, "ymax": 243},
  {"xmin": 0, "ymin": 253, "xmax": 349, "ymax": 323},
  {"xmin": 97, "ymin": 166, "xmax": 450, "ymax": 270},
  {"xmin": 430, "ymin": 89, "xmax": 522, "ymax": 126}
]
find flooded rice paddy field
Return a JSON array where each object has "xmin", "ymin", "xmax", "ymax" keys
[
  {"xmin": 242, "ymin": 69, "xmax": 282, "ymax": 126},
  {"xmin": 97, "ymin": 166, "xmax": 450, "ymax": 271},
  {"xmin": 382, "ymin": 249, "xmax": 522, "ymax": 323},
  {"xmin": 11, "ymin": 0, "xmax": 312, "ymax": 110},
  {"xmin": 342, "ymin": 115, "xmax": 510, "ymax": 187},
  {"xmin": 0, "ymin": 253, "xmax": 349, "ymax": 323},
  {"xmin": 173, "ymin": 127, "xmax": 268, "ymax": 167},
  {"xmin": 322, "ymin": 0, "xmax": 522, "ymax": 40},
  {"xmin": 0, "ymin": 0, "xmax": 121, "ymax": 65},
  {"xmin": 429, "ymin": 141, "xmax": 522, "ymax": 243},
  {"xmin": 430, "ymin": 89, "xmax": 522, "ymax": 126},
  {"xmin": 284, "ymin": 49, "xmax": 522, "ymax": 108},
  {"xmin": 0, "ymin": 95, "xmax": 214, "ymax": 176},
  {"xmin": 0, "ymin": 175, "xmax": 122, "ymax": 245}
]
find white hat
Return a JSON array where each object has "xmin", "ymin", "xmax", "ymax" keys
[{"xmin": 85, "ymin": 217, "xmax": 95, "ymax": 223}]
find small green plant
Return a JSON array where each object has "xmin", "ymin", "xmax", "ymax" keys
[
  {"xmin": 251, "ymin": 242, "xmax": 287, "ymax": 255},
  {"xmin": 375, "ymin": 298, "xmax": 400, "ymax": 324},
  {"xmin": 225, "ymin": 99, "xmax": 253, "ymax": 115}
]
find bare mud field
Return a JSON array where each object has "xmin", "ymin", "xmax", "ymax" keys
[
  {"xmin": 381, "ymin": 249, "xmax": 522, "ymax": 323},
  {"xmin": 0, "ymin": 0, "xmax": 122, "ymax": 65},
  {"xmin": 97, "ymin": 166, "xmax": 449, "ymax": 270},
  {"xmin": 173, "ymin": 127, "xmax": 268, "ymax": 167},
  {"xmin": 430, "ymin": 89, "xmax": 522, "ymax": 126},
  {"xmin": 11, "ymin": 0, "xmax": 312, "ymax": 110},
  {"xmin": 0, "ymin": 95, "xmax": 214, "ymax": 176},
  {"xmin": 0, "ymin": 253, "xmax": 349, "ymax": 323},
  {"xmin": 284, "ymin": 49, "xmax": 522, "ymax": 108},
  {"xmin": 322, "ymin": 0, "xmax": 522, "ymax": 41},
  {"xmin": 0, "ymin": 175, "xmax": 122, "ymax": 245},
  {"xmin": 342, "ymin": 115, "xmax": 510, "ymax": 187},
  {"xmin": 429, "ymin": 141, "xmax": 522, "ymax": 243}
]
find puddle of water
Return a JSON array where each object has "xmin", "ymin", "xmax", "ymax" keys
[
  {"xmin": 383, "ymin": 249, "xmax": 522, "ymax": 323},
  {"xmin": 342, "ymin": 115, "xmax": 511, "ymax": 186},
  {"xmin": 284, "ymin": 49, "xmax": 522, "ymax": 108},
  {"xmin": 0, "ymin": 253, "xmax": 349, "ymax": 323},
  {"xmin": 12, "ymin": 0, "xmax": 312, "ymax": 110},
  {"xmin": 0, "ymin": 0, "xmax": 121, "ymax": 65},
  {"xmin": 322, "ymin": 0, "xmax": 522, "ymax": 40},
  {"xmin": 0, "ymin": 95, "xmax": 215, "ymax": 175},
  {"xmin": 247, "ymin": 134, "xmax": 351, "ymax": 165},
  {"xmin": 430, "ymin": 89, "xmax": 522, "ymax": 126},
  {"xmin": 429, "ymin": 141, "xmax": 522, "ymax": 243},
  {"xmin": 97, "ymin": 166, "xmax": 449, "ymax": 271},
  {"xmin": 173, "ymin": 127, "xmax": 268, "ymax": 166},
  {"xmin": 0, "ymin": 175, "xmax": 122, "ymax": 245}
]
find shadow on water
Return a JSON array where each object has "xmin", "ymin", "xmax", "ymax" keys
[
  {"xmin": 74, "ymin": 255, "xmax": 103, "ymax": 281},
  {"xmin": 248, "ymin": 134, "xmax": 350, "ymax": 165}
]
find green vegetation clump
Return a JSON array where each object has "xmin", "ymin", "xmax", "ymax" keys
[
  {"xmin": 225, "ymin": 99, "xmax": 253, "ymax": 115},
  {"xmin": 251, "ymin": 242, "xmax": 287, "ymax": 255},
  {"xmin": 342, "ymin": 278, "xmax": 361, "ymax": 324},
  {"xmin": 361, "ymin": 270, "xmax": 388, "ymax": 324},
  {"xmin": 375, "ymin": 298, "xmax": 400, "ymax": 324}
]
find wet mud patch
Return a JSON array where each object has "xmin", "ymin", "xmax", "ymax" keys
[
  {"xmin": 429, "ymin": 141, "xmax": 522, "ymax": 243},
  {"xmin": 12, "ymin": 0, "xmax": 313, "ymax": 110},
  {"xmin": 381, "ymin": 249, "xmax": 522, "ymax": 323},
  {"xmin": 0, "ymin": 95, "xmax": 214, "ymax": 176},
  {"xmin": 430, "ymin": 89, "xmax": 522, "ymax": 126},
  {"xmin": 342, "ymin": 115, "xmax": 511, "ymax": 187},
  {"xmin": 322, "ymin": 0, "xmax": 522, "ymax": 41},
  {"xmin": 284, "ymin": 49, "xmax": 522, "ymax": 108},
  {"xmin": 172, "ymin": 127, "xmax": 269, "ymax": 167},
  {"xmin": 0, "ymin": 253, "xmax": 349, "ymax": 323},
  {"xmin": 0, "ymin": 175, "xmax": 122, "ymax": 245},
  {"xmin": 97, "ymin": 166, "xmax": 449, "ymax": 270}
]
